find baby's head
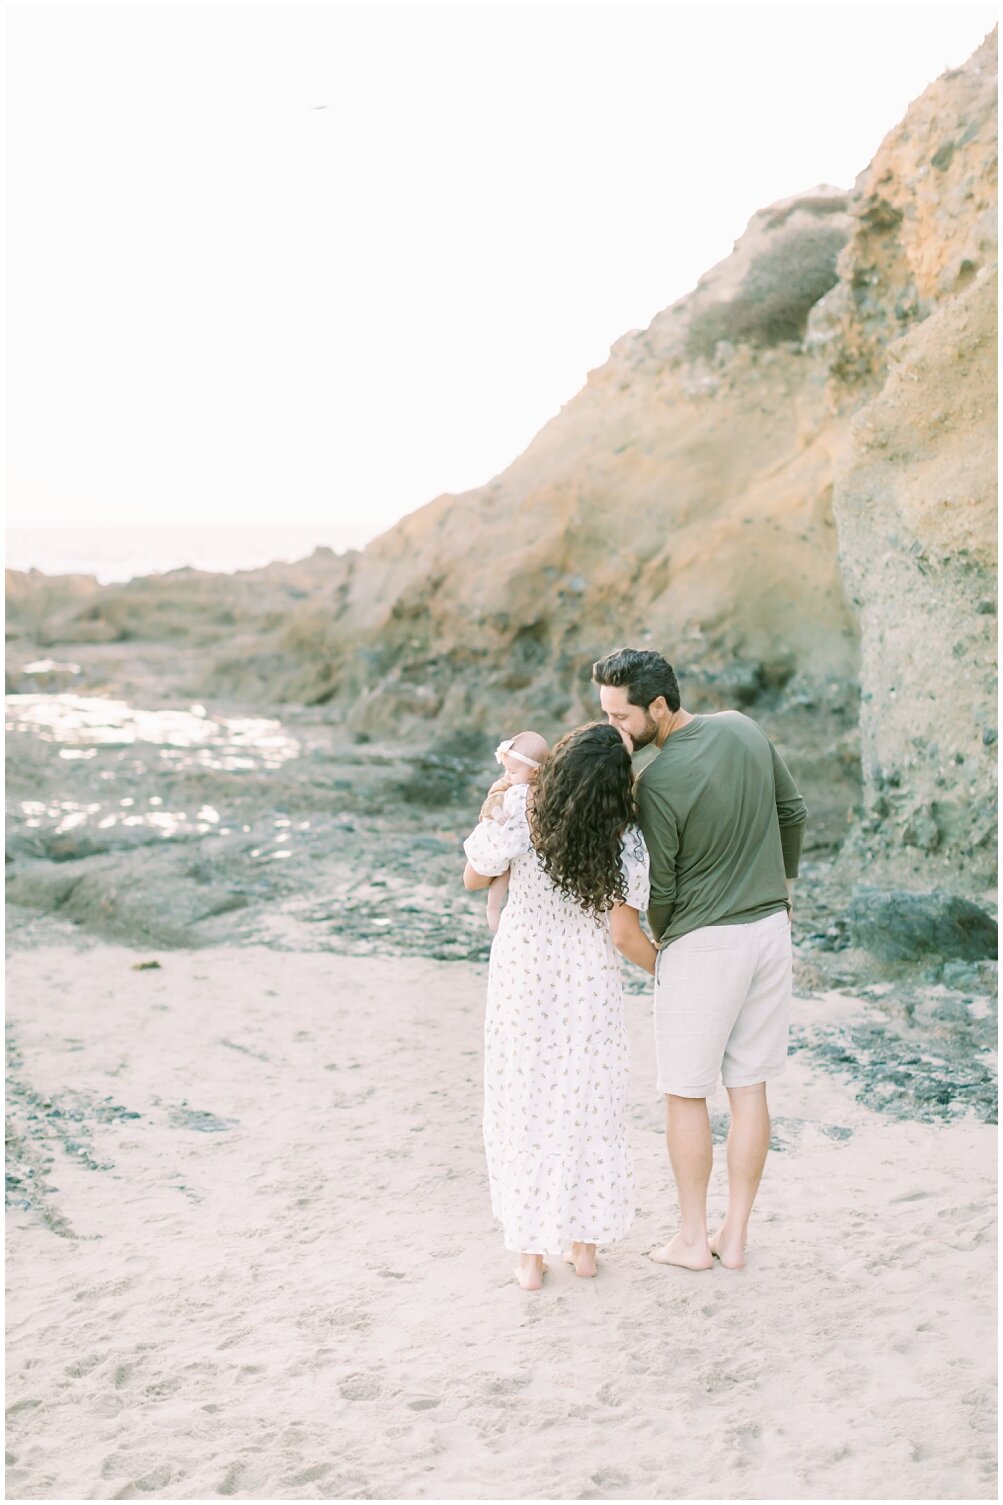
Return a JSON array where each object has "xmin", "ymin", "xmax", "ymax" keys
[{"xmin": 496, "ymin": 730, "xmax": 550, "ymax": 785}]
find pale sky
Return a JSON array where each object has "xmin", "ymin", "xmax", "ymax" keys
[{"xmin": 6, "ymin": 3, "xmax": 997, "ymax": 547}]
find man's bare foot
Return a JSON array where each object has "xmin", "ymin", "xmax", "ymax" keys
[
  {"xmin": 514, "ymin": 1255, "xmax": 546, "ymax": 1291},
  {"xmin": 709, "ymin": 1228, "xmax": 747, "ymax": 1269},
  {"xmin": 648, "ymin": 1232, "xmax": 713, "ymax": 1270},
  {"xmin": 563, "ymin": 1242, "xmax": 598, "ymax": 1277}
]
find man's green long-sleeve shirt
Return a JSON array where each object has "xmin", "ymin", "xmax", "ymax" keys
[{"xmin": 633, "ymin": 711, "xmax": 807, "ymax": 946}]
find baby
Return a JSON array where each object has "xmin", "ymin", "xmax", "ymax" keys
[{"xmin": 479, "ymin": 730, "xmax": 550, "ymax": 933}]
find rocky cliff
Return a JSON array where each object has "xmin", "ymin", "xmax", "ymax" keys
[
  {"xmin": 822, "ymin": 29, "xmax": 997, "ymax": 881},
  {"xmin": 7, "ymin": 30, "xmax": 997, "ymax": 884},
  {"xmin": 262, "ymin": 184, "xmax": 860, "ymax": 736}
]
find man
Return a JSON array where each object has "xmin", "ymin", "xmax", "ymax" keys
[{"xmin": 593, "ymin": 647, "xmax": 807, "ymax": 1271}]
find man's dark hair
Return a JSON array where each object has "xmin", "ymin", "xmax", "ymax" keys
[{"xmin": 592, "ymin": 647, "xmax": 681, "ymax": 713}]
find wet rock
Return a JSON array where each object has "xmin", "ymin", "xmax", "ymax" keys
[
  {"xmin": 849, "ymin": 887, "xmax": 998, "ymax": 963},
  {"xmin": 5, "ymin": 866, "xmax": 84, "ymax": 913},
  {"xmin": 791, "ymin": 1014, "xmax": 996, "ymax": 1123},
  {"xmin": 7, "ymin": 851, "xmax": 250, "ymax": 949},
  {"xmin": 930, "ymin": 997, "xmax": 974, "ymax": 1024},
  {"xmin": 940, "ymin": 959, "xmax": 990, "ymax": 991},
  {"xmin": 394, "ymin": 762, "xmax": 471, "ymax": 808},
  {"xmin": 26, "ymin": 825, "xmax": 195, "ymax": 864}
]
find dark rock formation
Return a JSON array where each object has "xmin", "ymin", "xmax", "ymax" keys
[{"xmin": 849, "ymin": 887, "xmax": 998, "ymax": 963}]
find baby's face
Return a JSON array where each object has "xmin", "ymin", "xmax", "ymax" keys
[{"xmin": 501, "ymin": 753, "xmax": 536, "ymax": 784}]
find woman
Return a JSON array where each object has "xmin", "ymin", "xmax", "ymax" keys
[{"xmin": 463, "ymin": 721, "xmax": 658, "ymax": 1291}]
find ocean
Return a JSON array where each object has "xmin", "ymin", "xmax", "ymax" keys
[{"xmin": 5, "ymin": 526, "xmax": 369, "ymax": 585}]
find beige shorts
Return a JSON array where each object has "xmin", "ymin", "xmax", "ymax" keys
[{"xmin": 654, "ymin": 909, "xmax": 792, "ymax": 1098}]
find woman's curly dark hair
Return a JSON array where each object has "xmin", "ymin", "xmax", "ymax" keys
[{"xmin": 528, "ymin": 721, "xmax": 636, "ymax": 920}]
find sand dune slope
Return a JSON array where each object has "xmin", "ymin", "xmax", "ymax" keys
[{"xmin": 5, "ymin": 947, "xmax": 996, "ymax": 1501}]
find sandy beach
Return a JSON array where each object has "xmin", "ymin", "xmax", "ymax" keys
[{"xmin": 5, "ymin": 941, "xmax": 996, "ymax": 1501}]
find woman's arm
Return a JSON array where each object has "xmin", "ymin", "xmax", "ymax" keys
[
  {"xmin": 463, "ymin": 861, "xmax": 494, "ymax": 892},
  {"xmin": 610, "ymin": 903, "xmax": 658, "ymax": 975}
]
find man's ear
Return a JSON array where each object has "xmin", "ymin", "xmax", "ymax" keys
[{"xmin": 649, "ymin": 696, "xmax": 668, "ymax": 717}]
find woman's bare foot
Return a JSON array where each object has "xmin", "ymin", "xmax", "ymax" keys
[
  {"xmin": 514, "ymin": 1254, "xmax": 546, "ymax": 1290},
  {"xmin": 709, "ymin": 1227, "xmax": 747, "ymax": 1269},
  {"xmin": 648, "ymin": 1232, "xmax": 714, "ymax": 1270},
  {"xmin": 563, "ymin": 1242, "xmax": 598, "ymax": 1277}
]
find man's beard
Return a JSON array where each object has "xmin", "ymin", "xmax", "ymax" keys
[{"xmin": 630, "ymin": 711, "xmax": 660, "ymax": 749}]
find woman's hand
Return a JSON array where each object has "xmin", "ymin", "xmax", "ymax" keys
[{"xmin": 610, "ymin": 903, "xmax": 658, "ymax": 975}]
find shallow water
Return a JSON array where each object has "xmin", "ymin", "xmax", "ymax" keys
[
  {"xmin": 7, "ymin": 694, "xmax": 300, "ymax": 769},
  {"xmin": 7, "ymin": 694, "xmax": 303, "ymax": 844}
]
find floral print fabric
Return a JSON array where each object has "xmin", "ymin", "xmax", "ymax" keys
[{"xmin": 463, "ymin": 783, "xmax": 650, "ymax": 1254}]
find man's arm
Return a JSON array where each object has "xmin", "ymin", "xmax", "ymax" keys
[
  {"xmin": 770, "ymin": 739, "xmax": 808, "ymax": 879},
  {"xmin": 636, "ymin": 780, "xmax": 680, "ymax": 944}
]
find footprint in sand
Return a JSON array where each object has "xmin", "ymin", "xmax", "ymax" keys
[
  {"xmin": 589, "ymin": 1466, "xmax": 632, "ymax": 1492},
  {"xmin": 142, "ymin": 1377, "xmax": 183, "ymax": 1401},
  {"xmin": 215, "ymin": 1462, "xmax": 243, "ymax": 1496},
  {"xmin": 216, "ymin": 1327, "xmax": 253, "ymax": 1352},
  {"xmin": 481, "ymin": 1372, "xmax": 532, "ymax": 1395},
  {"xmin": 339, "ymin": 1373, "xmax": 383, "ymax": 1402},
  {"xmin": 64, "ymin": 1352, "xmax": 104, "ymax": 1379},
  {"xmin": 5, "ymin": 1398, "xmax": 41, "ymax": 1418},
  {"xmin": 727, "ymin": 1421, "xmax": 762, "ymax": 1455},
  {"xmin": 285, "ymin": 1462, "xmax": 330, "ymax": 1487},
  {"xmin": 132, "ymin": 1465, "xmax": 172, "ymax": 1492},
  {"xmin": 322, "ymin": 1305, "xmax": 372, "ymax": 1333}
]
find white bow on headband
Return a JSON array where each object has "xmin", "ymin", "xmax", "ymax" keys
[{"xmin": 495, "ymin": 738, "xmax": 542, "ymax": 770}]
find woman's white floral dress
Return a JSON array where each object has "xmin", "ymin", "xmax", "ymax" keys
[{"xmin": 463, "ymin": 783, "xmax": 650, "ymax": 1255}]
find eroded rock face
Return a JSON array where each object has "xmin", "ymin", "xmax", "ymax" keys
[
  {"xmin": 650, "ymin": 186, "xmax": 851, "ymax": 362},
  {"xmin": 817, "ymin": 32, "xmax": 998, "ymax": 396},
  {"xmin": 265, "ymin": 185, "xmax": 859, "ymax": 739},
  {"xmin": 828, "ymin": 28, "xmax": 998, "ymax": 880}
]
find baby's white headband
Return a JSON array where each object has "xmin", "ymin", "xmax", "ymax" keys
[{"xmin": 495, "ymin": 738, "xmax": 543, "ymax": 770}]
